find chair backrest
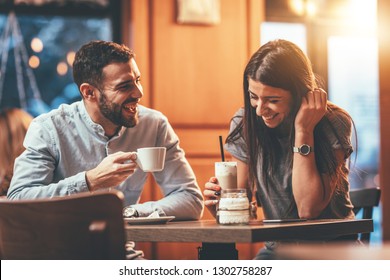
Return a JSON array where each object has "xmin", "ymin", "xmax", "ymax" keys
[
  {"xmin": 349, "ymin": 187, "xmax": 381, "ymax": 244},
  {"xmin": 0, "ymin": 190, "xmax": 126, "ymax": 259}
]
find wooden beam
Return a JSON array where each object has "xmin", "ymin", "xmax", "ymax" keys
[{"xmin": 378, "ymin": 0, "xmax": 390, "ymax": 242}]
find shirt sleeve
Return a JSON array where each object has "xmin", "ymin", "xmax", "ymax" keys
[
  {"xmin": 7, "ymin": 120, "xmax": 89, "ymax": 200},
  {"xmin": 130, "ymin": 115, "xmax": 204, "ymax": 220},
  {"xmin": 325, "ymin": 108, "xmax": 354, "ymax": 159},
  {"xmin": 224, "ymin": 108, "xmax": 249, "ymax": 163}
]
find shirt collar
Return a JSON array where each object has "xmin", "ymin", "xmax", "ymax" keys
[
  {"xmin": 78, "ymin": 101, "xmax": 107, "ymax": 138},
  {"xmin": 78, "ymin": 101, "xmax": 127, "ymax": 140}
]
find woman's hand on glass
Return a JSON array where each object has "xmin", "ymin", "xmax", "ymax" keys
[{"xmin": 203, "ymin": 177, "xmax": 221, "ymax": 217}]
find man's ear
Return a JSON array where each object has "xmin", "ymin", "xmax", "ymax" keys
[{"xmin": 79, "ymin": 83, "xmax": 96, "ymax": 100}]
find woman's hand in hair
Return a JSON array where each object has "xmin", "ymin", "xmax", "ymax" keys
[{"xmin": 295, "ymin": 88, "xmax": 327, "ymax": 134}]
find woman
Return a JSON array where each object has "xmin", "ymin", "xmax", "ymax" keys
[
  {"xmin": 0, "ymin": 108, "xmax": 33, "ymax": 197},
  {"xmin": 204, "ymin": 39, "xmax": 356, "ymax": 258}
]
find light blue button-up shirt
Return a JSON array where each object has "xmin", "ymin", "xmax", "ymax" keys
[{"xmin": 8, "ymin": 101, "xmax": 204, "ymax": 220}]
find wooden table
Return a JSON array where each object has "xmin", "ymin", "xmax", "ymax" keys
[{"xmin": 125, "ymin": 219, "xmax": 373, "ymax": 259}]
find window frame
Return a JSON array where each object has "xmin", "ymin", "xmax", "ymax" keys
[{"xmin": 0, "ymin": 0, "xmax": 122, "ymax": 43}]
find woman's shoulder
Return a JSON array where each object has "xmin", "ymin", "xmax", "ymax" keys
[
  {"xmin": 323, "ymin": 102, "xmax": 354, "ymax": 156},
  {"xmin": 230, "ymin": 107, "xmax": 244, "ymax": 125},
  {"xmin": 326, "ymin": 102, "xmax": 353, "ymax": 131},
  {"xmin": 233, "ymin": 107, "xmax": 245, "ymax": 117}
]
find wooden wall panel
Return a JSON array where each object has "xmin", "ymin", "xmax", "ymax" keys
[
  {"xmin": 127, "ymin": 0, "xmax": 152, "ymax": 107},
  {"xmin": 151, "ymin": 0, "xmax": 247, "ymax": 126},
  {"xmin": 175, "ymin": 128, "xmax": 231, "ymax": 157}
]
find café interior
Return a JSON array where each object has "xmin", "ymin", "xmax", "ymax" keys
[{"xmin": 0, "ymin": 0, "xmax": 389, "ymax": 260}]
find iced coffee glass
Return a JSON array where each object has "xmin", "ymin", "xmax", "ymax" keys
[{"xmin": 215, "ymin": 161, "xmax": 237, "ymax": 190}]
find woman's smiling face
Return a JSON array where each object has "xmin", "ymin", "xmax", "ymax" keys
[{"xmin": 248, "ymin": 79, "xmax": 293, "ymax": 128}]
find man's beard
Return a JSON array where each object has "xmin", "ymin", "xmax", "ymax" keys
[{"xmin": 98, "ymin": 90, "xmax": 138, "ymax": 128}]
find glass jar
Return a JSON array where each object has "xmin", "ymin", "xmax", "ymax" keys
[{"xmin": 217, "ymin": 189, "xmax": 250, "ymax": 225}]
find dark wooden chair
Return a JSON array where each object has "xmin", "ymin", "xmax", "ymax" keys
[
  {"xmin": 0, "ymin": 190, "xmax": 126, "ymax": 259},
  {"xmin": 350, "ymin": 187, "xmax": 381, "ymax": 244}
]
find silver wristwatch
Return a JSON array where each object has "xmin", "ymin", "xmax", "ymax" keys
[
  {"xmin": 293, "ymin": 144, "xmax": 313, "ymax": 156},
  {"xmin": 123, "ymin": 207, "xmax": 139, "ymax": 218}
]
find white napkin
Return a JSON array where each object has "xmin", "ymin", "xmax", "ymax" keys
[{"xmin": 147, "ymin": 210, "xmax": 160, "ymax": 218}]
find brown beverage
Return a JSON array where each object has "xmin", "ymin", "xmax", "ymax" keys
[{"xmin": 215, "ymin": 162, "xmax": 237, "ymax": 190}]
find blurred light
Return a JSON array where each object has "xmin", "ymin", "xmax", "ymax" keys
[
  {"xmin": 31, "ymin": 37, "xmax": 43, "ymax": 53},
  {"xmin": 289, "ymin": 0, "xmax": 305, "ymax": 16},
  {"xmin": 306, "ymin": 0, "xmax": 317, "ymax": 17},
  {"xmin": 57, "ymin": 62, "xmax": 68, "ymax": 76},
  {"xmin": 28, "ymin": 55, "xmax": 40, "ymax": 68},
  {"xmin": 288, "ymin": 0, "xmax": 317, "ymax": 18},
  {"xmin": 348, "ymin": 0, "xmax": 377, "ymax": 29},
  {"xmin": 66, "ymin": 51, "xmax": 75, "ymax": 66},
  {"xmin": 374, "ymin": 174, "xmax": 380, "ymax": 187},
  {"xmin": 330, "ymin": 0, "xmax": 377, "ymax": 31}
]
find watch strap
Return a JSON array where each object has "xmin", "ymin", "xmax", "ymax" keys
[{"xmin": 293, "ymin": 144, "xmax": 313, "ymax": 155}]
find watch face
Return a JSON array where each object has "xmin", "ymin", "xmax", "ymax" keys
[
  {"xmin": 123, "ymin": 207, "xmax": 136, "ymax": 217},
  {"xmin": 300, "ymin": 144, "xmax": 311, "ymax": 155}
]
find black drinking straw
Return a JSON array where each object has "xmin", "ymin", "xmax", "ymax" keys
[{"xmin": 219, "ymin": 135, "xmax": 225, "ymax": 162}]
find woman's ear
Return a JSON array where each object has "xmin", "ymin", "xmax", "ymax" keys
[{"xmin": 79, "ymin": 83, "xmax": 96, "ymax": 100}]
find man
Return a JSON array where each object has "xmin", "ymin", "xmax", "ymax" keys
[{"xmin": 8, "ymin": 40, "xmax": 204, "ymax": 221}]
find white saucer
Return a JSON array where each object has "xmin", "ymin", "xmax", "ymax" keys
[{"xmin": 124, "ymin": 216, "xmax": 175, "ymax": 225}]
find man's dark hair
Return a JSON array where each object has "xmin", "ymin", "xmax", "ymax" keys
[{"xmin": 73, "ymin": 40, "xmax": 135, "ymax": 90}]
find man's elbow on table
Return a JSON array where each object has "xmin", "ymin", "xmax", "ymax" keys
[
  {"xmin": 186, "ymin": 200, "xmax": 205, "ymax": 220},
  {"xmin": 175, "ymin": 197, "xmax": 204, "ymax": 220},
  {"xmin": 7, "ymin": 186, "xmax": 28, "ymax": 200}
]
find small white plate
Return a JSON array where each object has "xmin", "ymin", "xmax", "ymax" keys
[{"xmin": 124, "ymin": 216, "xmax": 175, "ymax": 225}]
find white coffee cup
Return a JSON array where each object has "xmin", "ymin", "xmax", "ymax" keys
[
  {"xmin": 136, "ymin": 147, "xmax": 166, "ymax": 172},
  {"xmin": 215, "ymin": 162, "xmax": 238, "ymax": 190}
]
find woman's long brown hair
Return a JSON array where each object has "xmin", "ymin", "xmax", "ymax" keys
[{"xmin": 227, "ymin": 40, "xmax": 355, "ymax": 213}]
